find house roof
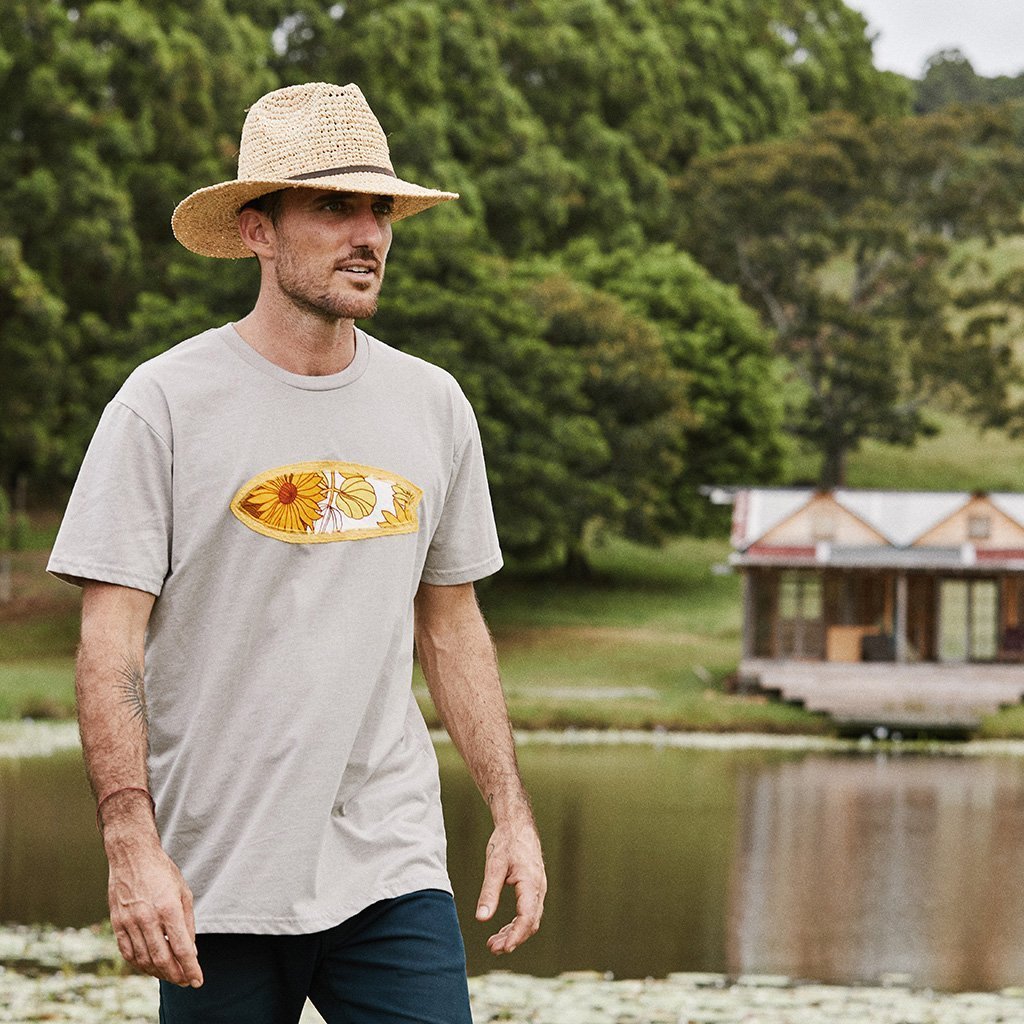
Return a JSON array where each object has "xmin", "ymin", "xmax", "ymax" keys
[
  {"xmin": 732, "ymin": 544, "xmax": 1013, "ymax": 571},
  {"xmin": 730, "ymin": 487, "xmax": 1024, "ymax": 553}
]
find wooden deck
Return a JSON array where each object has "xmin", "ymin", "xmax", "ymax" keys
[{"xmin": 738, "ymin": 658, "xmax": 1024, "ymax": 730}]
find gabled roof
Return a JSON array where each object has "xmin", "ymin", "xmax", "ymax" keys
[{"xmin": 731, "ymin": 488, "xmax": 1024, "ymax": 551}]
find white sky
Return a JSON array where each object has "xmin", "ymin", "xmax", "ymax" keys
[{"xmin": 844, "ymin": 0, "xmax": 1024, "ymax": 79}]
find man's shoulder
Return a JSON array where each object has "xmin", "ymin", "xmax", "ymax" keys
[
  {"xmin": 126, "ymin": 326, "xmax": 228, "ymax": 385},
  {"xmin": 364, "ymin": 331, "xmax": 469, "ymax": 406},
  {"xmin": 115, "ymin": 326, "xmax": 230, "ymax": 403}
]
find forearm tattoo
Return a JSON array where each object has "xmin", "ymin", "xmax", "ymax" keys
[{"xmin": 116, "ymin": 656, "xmax": 149, "ymax": 726}]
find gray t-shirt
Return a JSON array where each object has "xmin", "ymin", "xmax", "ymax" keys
[{"xmin": 48, "ymin": 323, "xmax": 502, "ymax": 934}]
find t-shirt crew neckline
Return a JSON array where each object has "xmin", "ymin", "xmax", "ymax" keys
[{"xmin": 220, "ymin": 322, "xmax": 371, "ymax": 391}]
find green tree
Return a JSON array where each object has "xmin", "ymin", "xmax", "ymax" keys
[
  {"xmin": 680, "ymin": 108, "xmax": 1024, "ymax": 486},
  {"xmin": 769, "ymin": 0, "xmax": 911, "ymax": 119},
  {"xmin": 544, "ymin": 240, "xmax": 787, "ymax": 530},
  {"xmin": 915, "ymin": 49, "xmax": 987, "ymax": 113},
  {"xmin": 260, "ymin": 0, "xmax": 903, "ymax": 257},
  {"xmin": 0, "ymin": 237, "xmax": 66, "ymax": 493},
  {"xmin": 0, "ymin": 0, "xmax": 276, "ymax": 489},
  {"xmin": 916, "ymin": 49, "xmax": 1024, "ymax": 113},
  {"xmin": 370, "ymin": 211, "xmax": 620, "ymax": 571},
  {"xmin": 525, "ymin": 273, "xmax": 694, "ymax": 551}
]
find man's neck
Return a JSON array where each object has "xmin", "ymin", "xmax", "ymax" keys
[{"xmin": 234, "ymin": 298, "xmax": 357, "ymax": 377}]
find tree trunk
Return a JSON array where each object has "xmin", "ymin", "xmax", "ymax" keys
[
  {"xmin": 820, "ymin": 444, "xmax": 848, "ymax": 490},
  {"xmin": 560, "ymin": 542, "xmax": 595, "ymax": 582}
]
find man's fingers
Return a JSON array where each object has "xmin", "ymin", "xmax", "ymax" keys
[
  {"xmin": 114, "ymin": 927, "xmax": 135, "ymax": 965},
  {"xmin": 476, "ymin": 849, "xmax": 508, "ymax": 921},
  {"xmin": 121, "ymin": 920, "xmax": 154, "ymax": 973},
  {"xmin": 112, "ymin": 898, "xmax": 196, "ymax": 987},
  {"xmin": 487, "ymin": 885, "xmax": 544, "ymax": 953},
  {"xmin": 164, "ymin": 913, "xmax": 204, "ymax": 988},
  {"xmin": 139, "ymin": 915, "xmax": 188, "ymax": 986}
]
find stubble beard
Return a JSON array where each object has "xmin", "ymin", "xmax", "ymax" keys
[{"xmin": 274, "ymin": 244, "xmax": 383, "ymax": 323}]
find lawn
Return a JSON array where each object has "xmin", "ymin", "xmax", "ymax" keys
[
  {"xmin": 10, "ymin": 422, "xmax": 1024, "ymax": 737},
  {"xmin": 0, "ymin": 536, "xmax": 828, "ymax": 733}
]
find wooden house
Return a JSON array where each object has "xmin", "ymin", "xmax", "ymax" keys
[{"xmin": 717, "ymin": 488, "xmax": 1024, "ymax": 665}]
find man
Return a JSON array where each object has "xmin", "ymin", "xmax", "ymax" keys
[{"xmin": 47, "ymin": 81, "xmax": 546, "ymax": 1024}]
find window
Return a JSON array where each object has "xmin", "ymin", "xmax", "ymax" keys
[
  {"xmin": 968, "ymin": 514, "xmax": 992, "ymax": 540},
  {"xmin": 811, "ymin": 511, "xmax": 836, "ymax": 541}
]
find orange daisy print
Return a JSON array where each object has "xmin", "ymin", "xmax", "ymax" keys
[{"xmin": 239, "ymin": 471, "xmax": 327, "ymax": 533}]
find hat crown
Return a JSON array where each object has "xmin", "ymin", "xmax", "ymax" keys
[{"xmin": 237, "ymin": 82, "xmax": 394, "ymax": 182}]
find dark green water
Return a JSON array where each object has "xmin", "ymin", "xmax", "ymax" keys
[{"xmin": 4, "ymin": 743, "xmax": 1024, "ymax": 990}]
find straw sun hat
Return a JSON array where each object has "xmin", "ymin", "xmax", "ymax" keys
[{"xmin": 171, "ymin": 82, "xmax": 458, "ymax": 259}]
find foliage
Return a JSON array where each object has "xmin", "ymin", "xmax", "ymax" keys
[
  {"xmin": 369, "ymin": 212, "xmax": 619, "ymax": 570},
  {"xmin": 917, "ymin": 49, "xmax": 1024, "ymax": 114},
  {"xmin": 0, "ymin": 0, "xmax": 273, "ymax": 483},
  {"xmin": 253, "ymin": 0, "xmax": 906, "ymax": 258},
  {"xmin": 524, "ymin": 273, "xmax": 693, "ymax": 547},
  {"xmin": 0, "ymin": 237, "xmax": 67, "ymax": 492},
  {"xmin": 549, "ymin": 240, "xmax": 788, "ymax": 531},
  {"xmin": 679, "ymin": 107, "xmax": 1024, "ymax": 486},
  {"xmin": 0, "ymin": 0, "xmax": 992, "ymax": 570}
]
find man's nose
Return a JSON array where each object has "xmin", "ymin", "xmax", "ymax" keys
[{"xmin": 351, "ymin": 200, "xmax": 386, "ymax": 249}]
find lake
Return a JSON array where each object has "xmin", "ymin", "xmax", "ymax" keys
[{"xmin": 3, "ymin": 741, "xmax": 1024, "ymax": 990}]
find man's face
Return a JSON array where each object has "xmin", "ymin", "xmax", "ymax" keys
[{"xmin": 269, "ymin": 188, "xmax": 394, "ymax": 322}]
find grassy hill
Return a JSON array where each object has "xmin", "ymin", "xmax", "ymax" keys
[{"xmin": 785, "ymin": 409, "xmax": 1024, "ymax": 492}]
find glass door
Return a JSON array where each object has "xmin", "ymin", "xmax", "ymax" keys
[
  {"xmin": 776, "ymin": 571, "xmax": 825, "ymax": 659},
  {"xmin": 938, "ymin": 579, "xmax": 998, "ymax": 663}
]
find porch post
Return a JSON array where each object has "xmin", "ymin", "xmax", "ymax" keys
[
  {"xmin": 741, "ymin": 571, "xmax": 755, "ymax": 659},
  {"xmin": 895, "ymin": 572, "xmax": 909, "ymax": 663}
]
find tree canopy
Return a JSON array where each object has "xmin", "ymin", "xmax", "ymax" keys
[
  {"xmin": 5, "ymin": 0, "xmax": 1022, "ymax": 567},
  {"xmin": 916, "ymin": 49, "xmax": 1024, "ymax": 114},
  {"xmin": 679, "ymin": 107, "xmax": 1024, "ymax": 485}
]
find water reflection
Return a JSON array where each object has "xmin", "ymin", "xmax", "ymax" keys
[
  {"xmin": 3, "ymin": 743, "xmax": 1024, "ymax": 989},
  {"xmin": 440, "ymin": 743, "xmax": 745, "ymax": 978},
  {"xmin": 728, "ymin": 752, "xmax": 1024, "ymax": 991},
  {"xmin": 0, "ymin": 751, "xmax": 107, "ymax": 926}
]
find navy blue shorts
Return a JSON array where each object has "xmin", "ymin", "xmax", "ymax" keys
[{"xmin": 158, "ymin": 889, "xmax": 472, "ymax": 1024}]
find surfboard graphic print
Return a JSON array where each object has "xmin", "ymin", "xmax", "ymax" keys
[{"xmin": 230, "ymin": 461, "xmax": 422, "ymax": 544}]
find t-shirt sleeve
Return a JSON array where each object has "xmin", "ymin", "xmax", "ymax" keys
[
  {"xmin": 47, "ymin": 399, "xmax": 172, "ymax": 596},
  {"xmin": 420, "ymin": 398, "xmax": 503, "ymax": 586}
]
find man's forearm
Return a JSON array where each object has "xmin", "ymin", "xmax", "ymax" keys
[
  {"xmin": 413, "ymin": 583, "xmax": 531, "ymax": 824},
  {"xmin": 77, "ymin": 583, "xmax": 158, "ymax": 838},
  {"xmin": 76, "ymin": 582, "xmax": 203, "ymax": 987},
  {"xmin": 414, "ymin": 580, "xmax": 546, "ymax": 953}
]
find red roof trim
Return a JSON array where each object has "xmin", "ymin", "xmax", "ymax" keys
[{"xmin": 746, "ymin": 544, "xmax": 816, "ymax": 558}]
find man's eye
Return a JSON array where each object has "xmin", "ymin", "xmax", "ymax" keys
[{"xmin": 373, "ymin": 201, "xmax": 394, "ymax": 217}]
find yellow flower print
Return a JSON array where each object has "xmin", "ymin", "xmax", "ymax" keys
[
  {"xmin": 240, "ymin": 471, "xmax": 327, "ymax": 533},
  {"xmin": 231, "ymin": 461, "xmax": 421, "ymax": 544},
  {"xmin": 325, "ymin": 473, "xmax": 377, "ymax": 519},
  {"xmin": 380, "ymin": 485, "xmax": 415, "ymax": 528}
]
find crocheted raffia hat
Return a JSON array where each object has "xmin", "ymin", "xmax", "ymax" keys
[{"xmin": 171, "ymin": 82, "xmax": 459, "ymax": 258}]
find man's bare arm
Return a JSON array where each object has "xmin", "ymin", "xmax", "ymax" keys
[
  {"xmin": 414, "ymin": 581, "xmax": 546, "ymax": 954},
  {"xmin": 78, "ymin": 581, "xmax": 203, "ymax": 988}
]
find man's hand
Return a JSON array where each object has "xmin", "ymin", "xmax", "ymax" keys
[
  {"xmin": 104, "ymin": 816, "xmax": 203, "ymax": 988},
  {"xmin": 414, "ymin": 581, "xmax": 546, "ymax": 953},
  {"xmin": 475, "ymin": 815, "xmax": 547, "ymax": 955}
]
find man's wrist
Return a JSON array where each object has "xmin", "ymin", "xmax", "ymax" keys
[
  {"xmin": 486, "ymin": 782, "xmax": 535, "ymax": 827},
  {"xmin": 98, "ymin": 789, "xmax": 160, "ymax": 852}
]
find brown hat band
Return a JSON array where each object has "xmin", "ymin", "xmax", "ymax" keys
[{"xmin": 288, "ymin": 164, "xmax": 397, "ymax": 181}]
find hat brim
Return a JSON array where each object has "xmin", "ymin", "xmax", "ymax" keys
[{"xmin": 171, "ymin": 173, "xmax": 459, "ymax": 258}]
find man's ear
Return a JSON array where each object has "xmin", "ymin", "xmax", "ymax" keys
[{"xmin": 237, "ymin": 209, "xmax": 275, "ymax": 259}]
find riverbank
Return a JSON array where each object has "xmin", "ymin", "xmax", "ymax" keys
[
  {"xmin": 14, "ymin": 716, "xmax": 1024, "ymax": 765},
  {"xmin": 1, "ymin": 925, "xmax": 1022, "ymax": 1024},
  {"xmin": 13, "ymin": 718, "xmax": 1024, "ymax": 762}
]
